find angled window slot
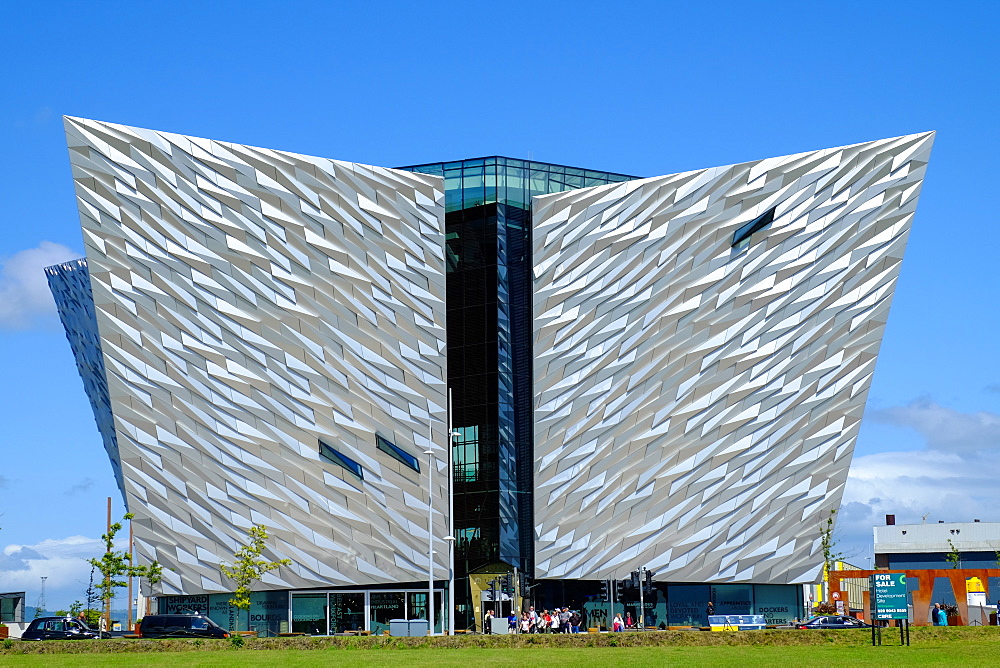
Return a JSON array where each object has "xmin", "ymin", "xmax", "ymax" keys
[
  {"xmin": 376, "ymin": 434, "xmax": 420, "ymax": 472},
  {"xmin": 319, "ymin": 439, "xmax": 364, "ymax": 480},
  {"xmin": 732, "ymin": 207, "xmax": 776, "ymax": 249}
]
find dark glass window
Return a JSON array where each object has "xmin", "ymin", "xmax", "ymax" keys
[
  {"xmin": 319, "ymin": 440, "xmax": 364, "ymax": 480},
  {"xmin": 453, "ymin": 425, "xmax": 480, "ymax": 482},
  {"xmin": 376, "ymin": 434, "xmax": 420, "ymax": 472},
  {"xmin": 732, "ymin": 207, "xmax": 776, "ymax": 248},
  {"xmin": 399, "ymin": 156, "xmax": 640, "ymax": 575}
]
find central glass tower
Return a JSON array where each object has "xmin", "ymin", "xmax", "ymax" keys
[{"xmin": 401, "ymin": 157, "xmax": 636, "ymax": 579}]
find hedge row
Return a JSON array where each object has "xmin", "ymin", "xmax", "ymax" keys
[{"xmin": 4, "ymin": 626, "xmax": 1000, "ymax": 655}]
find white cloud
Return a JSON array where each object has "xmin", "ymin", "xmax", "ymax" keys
[
  {"xmin": 871, "ymin": 398, "xmax": 1000, "ymax": 453},
  {"xmin": 0, "ymin": 241, "xmax": 81, "ymax": 330},
  {"xmin": 0, "ymin": 536, "xmax": 104, "ymax": 611}
]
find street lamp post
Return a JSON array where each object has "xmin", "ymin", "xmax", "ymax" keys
[
  {"xmin": 424, "ymin": 443, "xmax": 435, "ymax": 636},
  {"xmin": 446, "ymin": 388, "xmax": 456, "ymax": 636}
]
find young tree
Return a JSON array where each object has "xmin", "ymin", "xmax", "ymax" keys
[
  {"xmin": 141, "ymin": 561, "xmax": 163, "ymax": 616},
  {"xmin": 220, "ymin": 525, "xmax": 291, "ymax": 633},
  {"xmin": 819, "ymin": 509, "xmax": 844, "ymax": 602},
  {"xmin": 89, "ymin": 513, "xmax": 161, "ymax": 632},
  {"xmin": 946, "ymin": 539, "xmax": 962, "ymax": 569}
]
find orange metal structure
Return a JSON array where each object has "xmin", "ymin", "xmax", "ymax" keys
[{"xmin": 829, "ymin": 568, "xmax": 1000, "ymax": 626}]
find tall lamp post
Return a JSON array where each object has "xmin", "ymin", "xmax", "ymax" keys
[
  {"xmin": 424, "ymin": 445, "xmax": 435, "ymax": 635},
  {"xmin": 445, "ymin": 389, "xmax": 456, "ymax": 636}
]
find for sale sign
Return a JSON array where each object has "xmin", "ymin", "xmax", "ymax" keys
[{"xmin": 871, "ymin": 572, "xmax": 908, "ymax": 620}]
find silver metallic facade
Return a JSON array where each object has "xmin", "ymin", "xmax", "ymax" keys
[
  {"xmin": 531, "ymin": 133, "xmax": 933, "ymax": 583},
  {"xmin": 55, "ymin": 118, "xmax": 933, "ymax": 594},
  {"xmin": 46, "ymin": 258, "xmax": 124, "ymax": 497},
  {"xmin": 61, "ymin": 117, "xmax": 449, "ymax": 595}
]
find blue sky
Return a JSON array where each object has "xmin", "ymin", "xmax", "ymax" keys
[{"xmin": 1, "ymin": 1, "xmax": 997, "ymax": 610}]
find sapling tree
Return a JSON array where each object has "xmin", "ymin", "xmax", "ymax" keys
[
  {"xmin": 89, "ymin": 513, "xmax": 161, "ymax": 632},
  {"xmin": 819, "ymin": 509, "xmax": 844, "ymax": 602},
  {"xmin": 220, "ymin": 524, "xmax": 291, "ymax": 633},
  {"xmin": 141, "ymin": 561, "xmax": 163, "ymax": 617},
  {"xmin": 946, "ymin": 539, "xmax": 962, "ymax": 569}
]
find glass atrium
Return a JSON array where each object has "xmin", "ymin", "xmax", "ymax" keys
[{"xmin": 400, "ymin": 157, "xmax": 636, "ymax": 582}]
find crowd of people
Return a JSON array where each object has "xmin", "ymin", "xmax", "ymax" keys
[{"xmin": 482, "ymin": 606, "xmax": 585, "ymax": 633}]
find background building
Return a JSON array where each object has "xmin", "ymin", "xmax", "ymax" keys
[
  {"xmin": 876, "ymin": 518, "xmax": 1000, "ymax": 571},
  {"xmin": 51, "ymin": 117, "xmax": 933, "ymax": 632}
]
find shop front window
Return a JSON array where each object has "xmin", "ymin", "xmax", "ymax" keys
[
  {"xmin": 711, "ymin": 584, "xmax": 754, "ymax": 616},
  {"xmin": 667, "ymin": 584, "xmax": 710, "ymax": 627},
  {"xmin": 292, "ymin": 593, "xmax": 327, "ymax": 635},
  {"xmin": 369, "ymin": 592, "xmax": 405, "ymax": 635},
  {"xmin": 407, "ymin": 591, "xmax": 443, "ymax": 633},
  {"xmin": 329, "ymin": 592, "xmax": 365, "ymax": 634}
]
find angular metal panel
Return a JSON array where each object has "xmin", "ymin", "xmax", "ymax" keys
[
  {"xmin": 46, "ymin": 258, "xmax": 125, "ymax": 499},
  {"xmin": 63, "ymin": 117, "xmax": 448, "ymax": 595},
  {"xmin": 532, "ymin": 133, "xmax": 934, "ymax": 583}
]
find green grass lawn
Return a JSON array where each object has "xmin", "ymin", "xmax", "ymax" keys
[{"xmin": 2, "ymin": 643, "xmax": 997, "ymax": 667}]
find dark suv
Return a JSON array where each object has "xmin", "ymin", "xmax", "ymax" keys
[
  {"xmin": 137, "ymin": 613, "xmax": 229, "ymax": 639},
  {"xmin": 21, "ymin": 616, "xmax": 106, "ymax": 640}
]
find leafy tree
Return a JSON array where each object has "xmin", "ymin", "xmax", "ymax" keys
[
  {"xmin": 819, "ymin": 509, "xmax": 844, "ymax": 603},
  {"xmin": 220, "ymin": 525, "xmax": 291, "ymax": 632},
  {"xmin": 820, "ymin": 509, "xmax": 844, "ymax": 574},
  {"xmin": 946, "ymin": 539, "xmax": 962, "ymax": 569},
  {"xmin": 141, "ymin": 560, "xmax": 163, "ymax": 616},
  {"xmin": 85, "ymin": 566, "xmax": 97, "ymax": 619},
  {"xmin": 88, "ymin": 513, "xmax": 162, "ymax": 631}
]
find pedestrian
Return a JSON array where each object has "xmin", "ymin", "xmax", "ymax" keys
[
  {"xmin": 613, "ymin": 613, "xmax": 624, "ymax": 632},
  {"xmin": 625, "ymin": 611, "xmax": 633, "ymax": 629},
  {"xmin": 508, "ymin": 611, "xmax": 517, "ymax": 634},
  {"xmin": 932, "ymin": 603, "xmax": 942, "ymax": 626},
  {"xmin": 527, "ymin": 606, "xmax": 538, "ymax": 633},
  {"xmin": 569, "ymin": 610, "xmax": 581, "ymax": 633},
  {"xmin": 520, "ymin": 613, "xmax": 531, "ymax": 634},
  {"xmin": 551, "ymin": 609, "xmax": 561, "ymax": 633},
  {"xmin": 559, "ymin": 606, "xmax": 571, "ymax": 633},
  {"xmin": 483, "ymin": 609, "xmax": 493, "ymax": 634},
  {"xmin": 936, "ymin": 603, "xmax": 949, "ymax": 627}
]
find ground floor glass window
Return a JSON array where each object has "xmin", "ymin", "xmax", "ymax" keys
[
  {"xmin": 407, "ymin": 591, "xmax": 444, "ymax": 633},
  {"xmin": 369, "ymin": 592, "xmax": 405, "ymax": 634},
  {"xmin": 291, "ymin": 593, "xmax": 327, "ymax": 634},
  {"xmin": 329, "ymin": 592, "xmax": 365, "ymax": 633}
]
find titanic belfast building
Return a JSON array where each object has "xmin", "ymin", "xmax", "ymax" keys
[{"xmin": 48, "ymin": 117, "xmax": 933, "ymax": 633}]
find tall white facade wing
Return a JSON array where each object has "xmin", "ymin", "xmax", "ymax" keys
[
  {"xmin": 532, "ymin": 133, "xmax": 934, "ymax": 583},
  {"xmin": 64, "ymin": 117, "xmax": 448, "ymax": 595}
]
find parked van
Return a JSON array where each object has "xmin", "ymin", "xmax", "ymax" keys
[{"xmin": 137, "ymin": 614, "xmax": 229, "ymax": 639}]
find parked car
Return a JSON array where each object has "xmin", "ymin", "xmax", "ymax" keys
[
  {"xmin": 21, "ymin": 616, "xmax": 106, "ymax": 640},
  {"xmin": 137, "ymin": 613, "xmax": 229, "ymax": 639},
  {"xmin": 796, "ymin": 615, "xmax": 872, "ymax": 629}
]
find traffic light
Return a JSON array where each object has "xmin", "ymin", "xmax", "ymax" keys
[
  {"xmin": 519, "ymin": 573, "xmax": 531, "ymax": 596},
  {"xmin": 599, "ymin": 579, "xmax": 610, "ymax": 602},
  {"xmin": 616, "ymin": 580, "xmax": 628, "ymax": 599},
  {"xmin": 500, "ymin": 573, "xmax": 514, "ymax": 595},
  {"xmin": 630, "ymin": 570, "xmax": 640, "ymax": 590},
  {"xmin": 643, "ymin": 569, "xmax": 655, "ymax": 595}
]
